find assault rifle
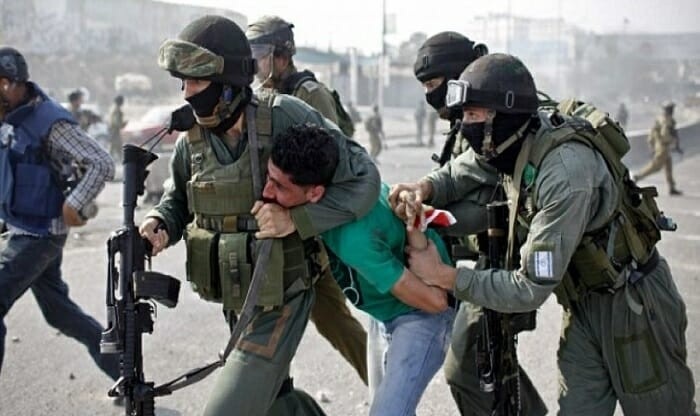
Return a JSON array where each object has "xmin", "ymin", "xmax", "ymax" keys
[
  {"xmin": 100, "ymin": 144, "xmax": 181, "ymax": 415},
  {"xmin": 477, "ymin": 186, "xmax": 536, "ymax": 416},
  {"xmin": 99, "ymin": 105, "xmax": 197, "ymax": 415}
]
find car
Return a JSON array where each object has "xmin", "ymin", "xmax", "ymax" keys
[{"xmin": 122, "ymin": 105, "xmax": 181, "ymax": 151}]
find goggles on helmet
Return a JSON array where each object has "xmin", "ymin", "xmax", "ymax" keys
[
  {"xmin": 445, "ymin": 80, "xmax": 471, "ymax": 108},
  {"xmin": 158, "ymin": 39, "xmax": 225, "ymax": 79}
]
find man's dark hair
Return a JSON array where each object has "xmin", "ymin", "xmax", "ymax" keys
[
  {"xmin": 270, "ymin": 123, "xmax": 339, "ymax": 186},
  {"xmin": 68, "ymin": 90, "xmax": 83, "ymax": 103}
]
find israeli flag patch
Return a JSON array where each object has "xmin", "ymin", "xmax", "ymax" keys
[{"xmin": 534, "ymin": 251, "xmax": 554, "ymax": 279}]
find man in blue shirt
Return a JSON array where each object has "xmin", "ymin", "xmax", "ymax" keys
[{"xmin": 254, "ymin": 123, "xmax": 455, "ymax": 415}]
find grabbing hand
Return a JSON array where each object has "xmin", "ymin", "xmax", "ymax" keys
[
  {"xmin": 251, "ymin": 201, "xmax": 295, "ymax": 239},
  {"xmin": 139, "ymin": 217, "xmax": 169, "ymax": 255},
  {"xmin": 389, "ymin": 184, "xmax": 425, "ymax": 230},
  {"xmin": 406, "ymin": 240, "xmax": 455, "ymax": 290}
]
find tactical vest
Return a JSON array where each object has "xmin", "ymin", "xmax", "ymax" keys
[
  {"xmin": 282, "ymin": 70, "xmax": 356, "ymax": 138},
  {"xmin": 183, "ymin": 93, "xmax": 322, "ymax": 311},
  {"xmin": 0, "ymin": 85, "xmax": 74, "ymax": 235},
  {"xmin": 511, "ymin": 103, "xmax": 664, "ymax": 306}
]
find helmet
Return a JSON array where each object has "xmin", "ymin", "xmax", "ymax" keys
[
  {"xmin": 446, "ymin": 53, "xmax": 538, "ymax": 114},
  {"xmin": 0, "ymin": 47, "xmax": 29, "ymax": 82},
  {"xmin": 157, "ymin": 15, "xmax": 257, "ymax": 87},
  {"xmin": 414, "ymin": 32, "xmax": 487, "ymax": 83},
  {"xmin": 114, "ymin": 95, "xmax": 124, "ymax": 105},
  {"xmin": 661, "ymin": 100, "xmax": 675, "ymax": 110},
  {"xmin": 246, "ymin": 16, "xmax": 296, "ymax": 57}
]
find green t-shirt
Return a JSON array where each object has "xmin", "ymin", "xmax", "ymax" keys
[{"xmin": 321, "ymin": 183, "xmax": 452, "ymax": 321}]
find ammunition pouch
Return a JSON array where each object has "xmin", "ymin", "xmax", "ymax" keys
[
  {"xmin": 185, "ymin": 225, "xmax": 222, "ymax": 302},
  {"xmin": 187, "ymin": 180, "xmax": 255, "ymax": 218},
  {"xmin": 194, "ymin": 213, "xmax": 259, "ymax": 233},
  {"xmin": 217, "ymin": 232, "xmax": 253, "ymax": 311},
  {"xmin": 185, "ymin": 223, "xmax": 323, "ymax": 311}
]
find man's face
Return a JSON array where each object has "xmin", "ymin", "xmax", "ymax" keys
[
  {"xmin": 462, "ymin": 106, "xmax": 491, "ymax": 124},
  {"xmin": 182, "ymin": 79, "xmax": 211, "ymax": 99},
  {"xmin": 262, "ymin": 159, "xmax": 325, "ymax": 208},
  {"xmin": 255, "ymin": 51, "xmax": 273, "ymax": 82},
  {"xmin": 422, "ymin": 76, "xmax": 445, "ymax": 93},
  {"xmin": 0, "ymin": 77, "xmax": 23, "ymax": 113}
]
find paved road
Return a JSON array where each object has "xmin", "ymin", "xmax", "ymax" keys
[{"xmin": 1, "ymin": 128, "xmax": 698, "ymax": 415}]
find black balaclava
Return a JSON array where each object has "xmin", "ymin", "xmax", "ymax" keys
[
  {"xmin": 461, "ymin": 112, "xmax": 533, "ymax": 175},
  {"xmin": 425, "ymin": 80, "xmax": 462, "ymax": 122},
  {"xmin": 185, "ymin": 82, "xmax": 251, "ymax": 136},
  {"xmin": 186, "ymin": 82, "xmax": 222, "ymax": 117}
]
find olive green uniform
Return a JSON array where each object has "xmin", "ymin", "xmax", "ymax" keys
[
  {"xmin": 281, "ymin": 67, "xmax": 338, "ymax": 125},
  {"xmin": 425, "ymin": 148, "xmax": 548, "ymax": 416},
  {"xmin": 364, "ymin": 112, "xmax": 383, "ymax": 159},
  {"xmin": 426, "ymin": 115, "xmax": 696, "ymax": 415},
  {"xmin": 279, "ymin": 66, "xmax": 369, "ymax": 385},
  {"xmin": 635, "ymin": 114, "xmax": 679, "ymax": 192},
  {"xmin": 147, "ymin": 93, "xmax": 380, "ymax": 416},
  {"xmin": 108, "ymin": 104, "xmax": 124, "ymax": 160}
]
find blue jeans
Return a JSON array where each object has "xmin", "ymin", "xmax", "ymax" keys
[
  {"xmin": 368, "ymin": 307, "xmax": 456, "ymax": 416},
  {"xmin": 0, "ymin": 233, "xmax": 119, "ymax": 379}
]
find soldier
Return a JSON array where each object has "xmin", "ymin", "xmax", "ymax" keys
[
  {"xmin": 414, "ymin": 31, "xmax": 488, "ymax": 158},
  {"xmin": 107, "ymin": 95, "xmax": 127, "ymax": 162},
  {"xmin": 246, "ymin": 16, "xmax": 355, "ymax": 137},
  {"xmin": 402, "ymin": 53, "xmax": 696, "ymax": 415},
  {"xmin": 346, "ymin": 101, "xmax": 362, "ymax": 125},
  {"xmin": 140, "ymin": 15, "xmax": 380, "ymax": 415},
  {"xmin": 0, "ymin": 47, "xmax": 118, "ymax": 381},
  {"xmin": 633, "ymin": 101, "xmax": 683, "ymax": 196},
  {"xmin": 426, "ymin": 108, "xmax": 437, "ymax": 147},
  {"xmin": 616, "ymin": 102, "xmax": 629, "ymax": 128},
  {"xmin": 261, "ymin": 123, "xmax": 455, "ymax": 416},
  {"xmin": 414, "ymin": 99, "xmax": 426, "ymax": 145},
  {"xmin": 409, "ymin": 32, "xmax": 547, "ymax": 416},
  {"xmin": 364, "ymin": 104, "xmax": 384, "ymax": 161},
  {"xmin": 246, "ymin": 14, "xmax": 368, "ymax": 385}
]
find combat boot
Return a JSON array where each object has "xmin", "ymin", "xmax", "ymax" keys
[{"xmin": 670, "ymin": 188, "xmax": 683, "ymax": 196}]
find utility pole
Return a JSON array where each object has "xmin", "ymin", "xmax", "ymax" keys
[{"xmin": 377, "ymin": 0, "xmax": 386, "ymax": 111}]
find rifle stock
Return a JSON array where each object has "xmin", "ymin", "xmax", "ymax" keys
[{"xmin": 101, "ymin": 144, "xmax": 180, "ymax": 415}]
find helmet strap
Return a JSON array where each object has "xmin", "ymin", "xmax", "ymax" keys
[
  {"xmin": 481, "ymin": 111, "xmax": 496, "ymax": 157},
  {"xmin": 490, "ymin": 117, "xmax": 531, "ymax": 158},
  {"xmin": 195, "ymin": 86, "xmax": 246, "ymax": 129}
]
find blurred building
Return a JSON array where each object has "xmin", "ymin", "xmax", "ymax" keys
[{"xmin": 0, "ymin": 0, "xmax": 245, "ymax": 108}]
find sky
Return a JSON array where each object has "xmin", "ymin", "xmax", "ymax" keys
[{"xmin": 163, "ymin": 0, "xmax": 700, "ymax": 54}]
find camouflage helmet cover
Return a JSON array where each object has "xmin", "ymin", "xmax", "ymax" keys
[
  {"xmin": 0, "ymin": 47, "xmax": 29, "ymax": 82},
  {"xmin": 450, "ymin": 53, "xmax": 538, "ymax": 114},
  {"xmin": 246, "ymin": 16, "xmax": 296, "ymax": 56},
  {"xmin": 158, "ymin": 15, "xmax": 257, "ymax": 87},
  {"xmin": 414, "ymin": 32, "xmax": 487, "ymax": 83}
]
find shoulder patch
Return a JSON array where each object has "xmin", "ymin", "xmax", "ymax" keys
[{"xmin": 298, "ymin": 79, "xmax": 320, "ymax": 93}]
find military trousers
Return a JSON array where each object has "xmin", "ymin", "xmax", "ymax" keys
[
  {"xmin": 203, "ymin": 286, "xmax": 316, "ymax": 416},
  {"xmin": 635, "ymin": 150, "xmax": 676, "ymax": 190},
  {"xmin": 309, "ymin": 269, "xmax": 368, "ymax": 384},
  {"xmin": 558, "ymin": 257, "xmax": 696, "ymax": 415},
  {"xmin": 369, "ymin": 134, "xmax": 382, "ymax": 159},
  {"xmin": 443, "ymin": 301, "xmax": 548, "ymax": 416}
]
